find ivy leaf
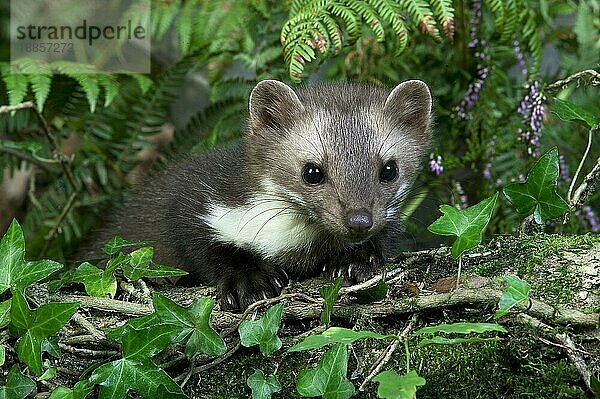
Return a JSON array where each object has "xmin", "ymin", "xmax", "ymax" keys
[
  {"xmin": 0, "ymin": 300, "xmax": 10, "ymax": 328},
  {"xmin": 551, "ymin": 98, "xmax": 599, "ymax": 129},
  {"xmin": 0, "ymin": 365, "xmax": 36, "ymax": 399},
  {"xmin": 320, "ymin": 277, "xmax": 343, "ymax": 328},
  {"xmin": 121, "ymin": 247, "xmax": 187, "ymax": 280},
  {"xmin": 12, "ymin": 290, "xmax": 79, "ymax": 376},
  {"xmin": 503, "ymin": 147, "xmax": 568, "ymax": 224},
  {"xmin": 296, "ymin": 343, "xmax": 354, "ymax": 398},
  {"xmin": 65, "ymin": 262, "xmax": 117, "ymax": 298},
  {"xmin": 373, "ymin": 370, "xmax": 426, "ymax": 399},
  {"xmin": 348, "ymin": 279, "xmax": 388, "ymax": 304},
  {"xmin": 414, "ymin": 322, "xmax": 506, "ymax": 347},
  {"xmin": 153, "ymin": 293, "xmax": 226, "ymax": 357},
  {"xmin": 417, "ymin": 336, "xmax": 501, "ymax": 347},
  {"xmin": 0, "ymin": 219, "xmax": 63, "ymax": 295},
  {"xmin": 413, "ymin": 322, "xmax": 507, "ymax": 336},
  {"xmin": 428, "ymin": 193, "xmax": 499, "ymax": 259},
  {"xmin": 495, "ymin": 276, "xmax": 531, "ymax": 319},
  {"xmin": 247, "ymin": 369, "xmax": 282, "ymax": 399},
  {"xmin": 288, "ymin": 327, "xmax": 396, "ymax": 352},
  {"xmin": 239, "ymin": 303, "xmax": 284, "ymax": 356},
  {"xmin": 48, "ymin": 381, "xmax": 94, "ymax": 399},
  {"xmin": 89, "ymin": 324, "xmax": 186, "ymax": 399},
  {"xmin": 101, "ymin": 236, "xmax": 150, "ymax": 255}
]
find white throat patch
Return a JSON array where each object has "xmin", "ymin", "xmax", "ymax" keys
[{"xmin": 200, "ymin": 180, "xmax": 317, "ymax": 258}]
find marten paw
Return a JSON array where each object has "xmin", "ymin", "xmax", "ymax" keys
[
  {"xmin": 218, "ymin": 267, "xmax": 289, "ymax": 311},
  {"xmin": 324, "ymin": 248, "xmax": 384, "ymax": 284}
]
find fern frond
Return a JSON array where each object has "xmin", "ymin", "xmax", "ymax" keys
[
  {"xmin": 152, "ymin": 0, "xmax": 180, "ymax": 40},
  {"xmin": 400, "ymin": 0, "xmax": 440, "ymax": 38},
  {"xmin": 347, "ymin": 0, "xmax": 385, "ymax": 41},
  {"xmin": 430, "ymin": 0, "xmax": 454, "ymax": 40},
  {"xmin": 1, "ymin": 69, "xmax": 29, "ymax": 107}
]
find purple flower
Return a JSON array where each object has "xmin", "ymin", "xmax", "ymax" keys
[
  {"xmin": 513, "ymin": 41, "xmax": 528, "ymax": 79},
  {"xmin": 483, "ymin": 162, "xmax": 492, "ymax": 180},
  {"xmin": 517, "ymin": 80, "xmax": 546, "ymax": 157},
  {"xmin": 456, "ymin": 46, "xmax": 489, "ymax": 120},
  {"xmin": 468, "ymin": 0, "xmax": 482, "ymax": 48},
  {"xmin": 580, "ymin": 206, "xmax": 600, "ymax": 232},
  {"xmin": 454, "ymin": 182, "xmax": 468, "ymax": 209},
  {"xmin": 559, "ymin": 154, "xmax": 572, "ymax": 183},
  {"xmin": 429, "ymin": 155, "xmax": 444, "ymax": 175}
]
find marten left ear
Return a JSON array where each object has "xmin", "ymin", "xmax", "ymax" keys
[
  {"xmin": 249, "ymin": 80, "xmax": 305, "ymax": 132},
  {"xmin": 383, "ymin": 80, "xmax": 432, "ymax": 144}
]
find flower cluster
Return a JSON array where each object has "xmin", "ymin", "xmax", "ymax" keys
[
  {"xmin": 454, "ymin": 182, "xmax": 468, "ymax": 209},
  {"xmin": 456, "ymin": 47, "xmax": 489, "ymax": 120},
  {"xmin": 516, "ymin": 80, "xmax": 546, "ymax": 157},
  {"xmin": 429, "ymin": 155, "xmax": 444, "ymax": 175},
  {"xmin": 468, "ymin": 0, "xmax": 482, "ymax": 48},
  {"xmin": 559, "ymin": 154, "xmax": 572, "ymax": 183},
  {"xmin": 483, "ymin": 162, "xmax": 492, "ymax": 180},
  {"xmin": 513, "ymin": 41, "xmax": 528, "ymax": 79},
  {"xmin": 579, "ymin": 206, "xmax": 600, "ymax": 232}
]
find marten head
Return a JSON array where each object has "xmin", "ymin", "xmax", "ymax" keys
[{"xmin": 246, "ymin": 80, "xmax": 432, "ymax": 245}]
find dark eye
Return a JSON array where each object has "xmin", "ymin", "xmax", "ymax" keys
[
  {"xmin": 380, "ymin": 160, "xmax": 398, "ymax": 182},
  {"xmin": 302, "ymin": 163, "xmax": 325, "ymax": 185}
]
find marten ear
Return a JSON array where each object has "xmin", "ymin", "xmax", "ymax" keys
[
  {"xmin": 249, "ymin": 80, "xmax": 304, "ymax": 131},
  {"xmin": 383, "ymin": 80, "xmax": 432, "ymax": 144}
]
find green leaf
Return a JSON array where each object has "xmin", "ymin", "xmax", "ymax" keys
[
  {"xmin": 48, "ymin": 381, "xmax": 94, "ymax": 399},
  {"xmin": 495, "ymin": 276, "xmax": 531, "ymax": 318},
  {"xmin": 0, "ymin": 345, "xmax": 4, "ymax": 367},
  {"xmin": 12, "ymin": 290, "xmax": 79, "ymax": 376},
  {"xmin": 320, "ymin": 277, "xmax": 343, "ymax": 328},
  {"xmin": 551, "ymin": 98, "xmax": 599, "ymax": 128},
  {"xmin": 239, "ymin": 303, "xmax": 284, "ymax": 357},
  {"xmin": 288, "ymin": 327, "xmax": 396, "ymax": 352},
  {"xmin": 101, "ymin": 236, "xmax": 150, "ymax": 255},
  {"xmin": 417, "ymin": 336, "xmax": 502, "ymax": 347},
  {"xmin": 90, "ymin": 358, "xmax": 186, "ymax": 399},
  {"xmin": 0, "ymin": 219, "xmax": 63, "ymax": 294},
  {"xmin": 247, "ymin": 369, "xmax": 282, "ymax": 399},
  {"xmin": 40, "ymin": 366, "xmax": 57, "ymax": 381},
  {"xmin": 296, "ymin": 343, "xmax": 354, "ymax": 398},
  {"xmin": 121, "ymin": 247, "xmax": 187, "ymax": 280},
  {"xmin": 503, "ymin": 147, "xmax": 569, "ymax": 224},
  {"xmin": 428, "ymin": 193, "xmax": 499, "ymax": 258},
  {"xmin": 348, "ymin": 279, "xmax": 388, "ymax": 304},
  {"xmin": 373, "ymin": 370, "xmax": 426, "ymax": 399},
  {"xmin": 0, "ymin": 140, "xmax": 43, "ymax": 157},
  {"xmin": 69, "ymin": 262, "xmax": 117, "ymax": 298},
  {"xmin": 413, "ymin": 322, "xmax": 507, "ymax": 336},
  {"xmin": 0, "ymin": 299, "xmax": 10, "ymax": 328},
  {"xmin": 153, "ymin": 293, "xmax": 226, "ymax": 357},
  {"xmin": 0, "ymin": 365, "xmax": 36, "ymax": 399},
  {"xmin": 89, "ymin": 324, "xmax": 185, "ymax": 399},
  {"xmin": 591, "ymin": 374, "xmax": 600, "ymax": 397},
  {"xmin": 2, "ymin": 72, "xmax": 29, "ymax": 106}
]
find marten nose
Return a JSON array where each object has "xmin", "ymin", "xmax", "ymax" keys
[{"xmin": 345, "ymin": 210, "xmax": 373, "ymax": 232}]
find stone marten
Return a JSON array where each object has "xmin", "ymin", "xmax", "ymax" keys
[{"xmin": 85, "ymin": 80, "xmax": 433, "ymax": 310}]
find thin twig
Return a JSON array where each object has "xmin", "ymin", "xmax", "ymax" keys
[
  {"xmin": 358, "ymin": 315, "xmax": 417, "ymax": 392},
  {"xmin": 176, "ymin": 341, "xmax": 242, "ymax": 385},
  {"xmin": 571, "ymin": 155, "xmax": 600, "ymax": 209},
  {"xmin": 1, "ymin": 101, "xmax": 81, "ymax": 257},
  {"xmin": 556, "ymin": 333, "xmax": 594, "ymax": 395},
  {"xmin": 545, "ymin": 69, "xmax": 600, "ymax": 92},
  {"xmin": 568, "ymin": 127, "xmax": 595, "ymax": 203}
]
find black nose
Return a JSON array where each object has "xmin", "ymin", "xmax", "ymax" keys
[{"xmin": 345, "ymin": 210, "xmax": 373, "ymax": 232}]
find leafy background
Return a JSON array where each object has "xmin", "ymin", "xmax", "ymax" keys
[{"xmin": 0, "ymin": 0, "xmax": 598, "ymax": 262}]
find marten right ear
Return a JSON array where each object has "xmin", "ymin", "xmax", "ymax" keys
[{"xmin": 249, "ymin": 80, "xmax": 305, "ymax": 132}]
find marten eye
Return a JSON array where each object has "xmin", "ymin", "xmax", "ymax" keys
[
  {"xmin": 302, "ymin": 163, "xmax": 325, "ymax": 185},
  {"xmin": 380, "ymin": 160, "xmax": 398, "ymax": 182}
]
